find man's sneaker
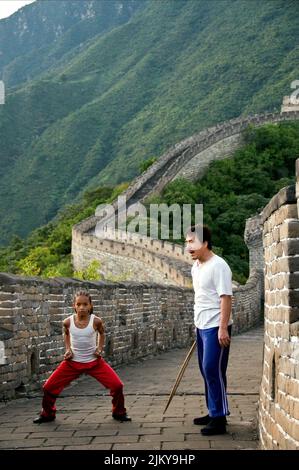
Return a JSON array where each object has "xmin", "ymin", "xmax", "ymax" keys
[
  {"xmin": 194, "ymin": 414, "xmax": 227, "ymax": 426},
  {"xmin": 33, "ymin": 415, "xmax": 56, "ymax": 424},
  {"xmin": 112, "ymin": 413, "xmax": 132, "ymax": 422},
  {"xmin": 201, "ymin": 416, "xmax": 226, "ymax": 436},
  {"xmin": 193, "ymin": 414, "xmax": 211, "ymax": 425}
]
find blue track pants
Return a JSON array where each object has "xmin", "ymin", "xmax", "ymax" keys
[{"xmin": 196, "ymin": 326, "xmax": 231, "ymax": 417}]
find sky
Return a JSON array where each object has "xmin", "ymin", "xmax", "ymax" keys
[{"xmin": 0, "ymin": 0, "xmax": 36, "ymax": 20}]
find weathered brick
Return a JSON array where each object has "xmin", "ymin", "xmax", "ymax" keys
[
  {"xmin": 265, "ymin": 307, "xmax": 275, "ymax": 322},
  {"xmin": 286, "ymin": 378, "xmax": 299, "ymax": 397},
  {"xmin": 274, "ymin": 323, "xmax": 286, "ymax": 339},
  {"xmin": 280, "ymin": 220, "xmax": 299, "ymax": 240},
  {"xmin": 277, "ymin": 257, "xmax": 299, "ymax": 273},
  {"xmin": 268, "ymin": 213, "xmax": 276, "ymax": 231},
  {"xmin": 277, "ymin": 391, "xmax": 291, "ymax": 415},
  {"xmin": 277, "ymin": 274, "xmax": 288, "ymax": 290},
  {"xmin": 277, "ymin": 372, "xmax": 287, "ymax": 393},
  {"xmin": 263, "ymin": 234, "xmax": 271, "ymax": 248},
  {"xmin": 284, "ymin": 291, "xmax": 299, "ymax": 307},
  {"xmin": 285, "ymin": 274, "xmax": 299, "ymax": 290},
  {"xmin": 275, "ymin": 291, "xmax": 282, "ymax": 305},
  {"xmin": 273, "ymin": 227, "xmax": 280, "ymax": 242},
  {"xmin": 264, "ymin": 249, "xmax": 272, "ymax": 263},
  {"xmin": 290, "ymin": 420, "xmax": 299, "ymax": 442},
  {"xmin": 281, "ymin": 239, "xmax": 299, "ymax": 256},
  {"xmin": 290, "ymin": 321, "xmax": 299, "ymax": 336},
  {"xmin": 285, "ymin": 438, "xmax": 298, "ymax": 450},
  {"xmin": 266, "ymin": 322, "xmax": 275, "ymax": 337},
  {"xmin": 276, "ymin": 204, "xmax": 298, "ymax": 225},
  {"xmin": 274, "ymin": 407, "xmax": 292, "ymax": 437},
  {"xmin": 263, "ymin": 220, "xmax": 269, "ymax": 234},
  {"xmin": 293, "ymin": 401, "xmax": 299, "ymax": 420}
]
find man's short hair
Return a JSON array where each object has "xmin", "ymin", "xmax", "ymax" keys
[{"xmin": 186, "ymin": 224, "xmax": 212, "ymax": 250}]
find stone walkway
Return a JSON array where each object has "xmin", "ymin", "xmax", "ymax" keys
[{"xmin": 0, "ymin": 326, "xmax": 264, "ymax": 450}]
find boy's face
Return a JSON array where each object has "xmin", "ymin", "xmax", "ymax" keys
[
  {"xmin": 73, "ymin": 295, "xmax": 92, "ymax": 314},
  {"xmin": 185, "ymin": 233, "xmax": 207, "ymax": 261}
]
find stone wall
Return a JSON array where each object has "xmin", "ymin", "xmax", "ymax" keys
[
  {"xmin": 281, "ymin": 96, "xmax": 299, "ymax": 114},
  {"xmin": 230, "ymin": 213, "xmax": 264, "ymax": 334},
  {"xmin": 258, "ymin": 179, "xmax": 299, "ymax": 450},
  {"xmin": 0, "ymin": 273, "xmax": 194, "ymax": 400},
  {"xmin": 174, "ymin": 133, "xmax": 242, "ymax": 182},
  {"xmin": 72, "ymin": 228, "xmax": 193, "ymax": 288},
  {"xmin": 244, "ymin": 214, "xmax": 265, "ymax": 275},
  {"xmin": 78, "ymin": 250, "xmax": 178, "ymax": 286}
]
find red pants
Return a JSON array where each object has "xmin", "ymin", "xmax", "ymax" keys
[{"xmin": 40, "ymin": 357, "xmax": 126, "ymax": 418}]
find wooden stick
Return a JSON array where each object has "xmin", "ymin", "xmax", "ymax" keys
[{"xmin": 163, "ymin": 340, "xmax": 196, "ymax": 414}]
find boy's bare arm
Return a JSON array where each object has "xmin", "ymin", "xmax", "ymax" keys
[
  {"xmin": 94, "ymin": 317, "xmax": 105, "ymax": 357},
  {"xmin": 63, "ymin": 318, "xmax": 73, "ymax": 360}
]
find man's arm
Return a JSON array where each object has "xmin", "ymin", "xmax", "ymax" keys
[
  {"xmin": 218, "ymin": 295, "xmax": 232, "ymax": 348},
  {"xmin": 63, "ymin": 318, "xmax": 73, "ymax": 359},
  {"xmin": 94, "ymin": 317, "xmax": 105, "ymax": 357}
]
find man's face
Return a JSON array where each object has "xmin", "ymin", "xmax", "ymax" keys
[{"xmin": 185, "ymin": 233, "xmax": 207, "ymax": 261}]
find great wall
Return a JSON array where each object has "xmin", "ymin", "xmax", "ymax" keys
[{"xmin": 1, "ymin": 107, "xmax": 299, "ymax": 449}]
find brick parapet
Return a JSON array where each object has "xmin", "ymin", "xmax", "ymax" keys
[
  {"xmin": 0, "ymin": 273, "xmax": 195, "ymax": 400},
  {"xmin": 259, "ymin": 166, "xmax": 299, "ymax": 450}
]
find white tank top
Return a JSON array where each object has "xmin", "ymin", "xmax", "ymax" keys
[{"xmin": 69, "ymin": 314, "xmax": 97, "ymax": 363}]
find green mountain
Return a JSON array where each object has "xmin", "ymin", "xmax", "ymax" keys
[
  {"xmin": 0, "ymin": 0, "xmax": 298, "ymax": 245},
  {"xmin": 0, "ymin": 0, "xmax": 147, "ymax": 87}
]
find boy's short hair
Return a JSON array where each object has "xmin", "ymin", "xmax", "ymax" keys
[{"xmin": 186, "ymin": 224, "xmax": 212, "ymax": 250}]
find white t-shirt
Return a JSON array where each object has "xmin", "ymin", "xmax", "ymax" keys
[{"xmin": 191, "ymin": 254, "xmax": 233, "ymax": 330}]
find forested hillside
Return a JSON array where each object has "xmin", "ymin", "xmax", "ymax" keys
[{"xmin": 0, "ymin": 0, "xmax": 298, "ymax": 244}]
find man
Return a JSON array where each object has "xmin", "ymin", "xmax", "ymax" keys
[{"xmin": 185, "ymin": 224, "xmax": 232, "ymax": 436}]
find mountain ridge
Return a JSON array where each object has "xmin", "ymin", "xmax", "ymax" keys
[{"xmin": 0, "ymin": 0, "xmax": 298, "ymax": 245}]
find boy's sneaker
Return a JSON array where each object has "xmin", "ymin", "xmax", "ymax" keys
[
  {"xmin": 33, "ymin": 415, "xmax": 56, "ymax": 424},
  {"xmin": 112, "ymin": 413, "xmax": 132, "ymax": 422}
]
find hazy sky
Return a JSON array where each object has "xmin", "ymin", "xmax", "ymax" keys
[{"xmin": 0, "ymin": 0, "xmax": 36, "ymax": 20}]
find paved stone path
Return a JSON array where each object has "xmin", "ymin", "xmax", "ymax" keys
[{"xmin": 0, "ymin": 326, "xmax": 263, "ymax": 450}]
